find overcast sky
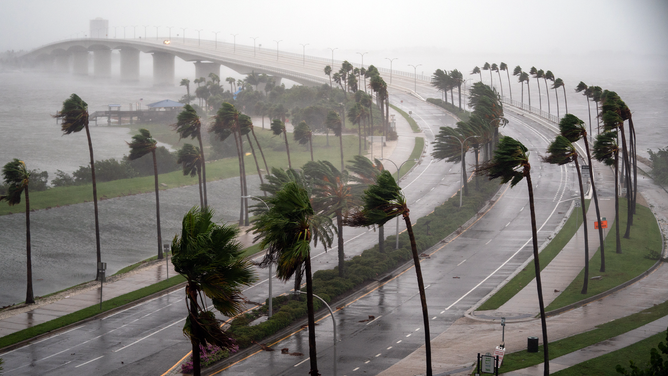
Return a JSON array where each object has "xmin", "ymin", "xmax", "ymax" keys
[{"xmin": 1, "ymin": 0, "xmax": 666, "ymax": 80}]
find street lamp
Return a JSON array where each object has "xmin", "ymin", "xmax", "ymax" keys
[
  {"xmin": 123, "ymin": 26, "xmax": 128, "ymax": 39},
  {"xmin": 180, "ymin": 28, "xmax": 186, "ymax": 43},
  {"xmin": 273, "ymin": 40, "xmax": 282, "ymax": 61},
  {"xmin": 328, "ymin": 47, "xmax": 338, "ymax": 68},
  {"xmin": 113, "ymin": 26, "xmax": 118, "ymax": 38},
  {"xmin": 299, "ymin": 43, "xmax": 309, "ymax": 66},
  {"xmin": 167, "ymin": 26, "xmax": 174, "ymax": 40},
  {"xmin": 381, "ymin": 158, "xmax": 417, "ymax": 249},
  {"xmin": 196, "ymin": 29, "xmax": 203, "ymax": 46},
  {"xmin": 357, "ymin": 51, "xmax": 368, "ymax": 68},
  {"xmin": 132, "ymin": 25, "xmax": 138, "ymax": 38},
  {"xmin": 408, "ymin": 64, "xmax": 422, "ymax": 93},
  {"xmin": 230, "ymin": 33, "xmax": 238, "ymax": 52},
  {"xmin": 296, "ymin": 290, "xmax": 338, "ymax": 376},
  {"xmin": 250, "ymin": 37, "xmax": 259, "ymax": 57},
  {"xmin": 443, "ymin": 135, "xmax": 478, "ymax": 207},
  {"xmin": 154, "ymin": 26, "xmax": 159, "ymax": 40},
  {"xmin": 241, "ymin": 195, "xmax": 273, "ymax": 318},
  {"xmin": 385, "ymin": 57, "xmax": 397, "ymax": 84},
  {"xmin": 143, "ymin": 25, "xmax": 148, "ymax": 39},
  {"xmin": 213, "ymin": 31, "xmax": 220, "ymax": 49}
]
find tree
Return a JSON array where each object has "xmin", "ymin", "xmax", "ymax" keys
[
  {"xmin": 576, "ymin": 82, "xmax": 594, "ymax": 138},
  {"xmin": 326, "ymin": 110, "xmax": 345, "ymax": 171},
  {"xmin": 346, "ymin": 155, "xmax": 386, "ymax": 252},
  {"xmin": 552, "ymin": 77, "xmax": 567, "ymax": 119},
  {"xmin": 530, "ymin": 67, "xmax": 542, "ymax": 113},
  {"xmin": 543, "ymin": 135, "xmax": 590, "ymax": 293},
  {"xmin": 471, "ymin": 66, "xmax": 482, "ymax": 82},
  {"xmin": 616, "ymin": 326, "xmax": 668, "ymax": 375},
  {"xmin": 433, "ymin": 127, "xmax": 472, "ymax": 196},
  {"xmin": 1, "ymin": 159, "xmax": 35, "ymax": 304},
  {"xmin": 180, "ymin": 78, "xmax": 191, "ymax": 105},
  {"xmin": 477, "ymin": 136, "xmax": 549, "ymax": 376},
  {"xmin": 594, "ymin": 131, "xmax": 622, "ymax": 254},
  {"xmin": 591, "ymin": 86, "xmax": 604, "ymax": 134},
  {"xmin": 519, "ymin": 71, "xmax": 531, "ymax": 109},
  {"xmin": 174, "ymin": 104, "xmax": 208, "ymax": 208},
  {"xmin": 324, "ymin": 64, "xmax": 333, "ymax": 87},
  {"xmin": 294, "ymin": 121, "xmax": 314, "ymax": 161},
  {"xmin": 177, "ymin": 144, "xmax": 204, "ymax": 208},
  {"xmin": 54, "ymin": 94, "xmax": 103, "ymax": 281},
  {"xmin": 347, "ymin": 171, "xmax": 433, "ymax": 376},
  {"xmin": 500, "ymin": 62, "xmax": 512, "ymax": 101},
  {"xmin": 171, "ymin": 207, "xmax": 256, "ymax": 376},
  {"xmin": 482, "ymin": 62, "xmax": 492, "ymax": 87},
  {"xmin": 491, "ymin": 63, "xmax": 503, "ymax": 99},
  {"xmin": 270, "ymin": 119, "xmax": 292, "ymax": 169},
  {"xmin": 239, "ymin": 114, "xmax": 265, "ymax": 192},
  {"xmin": 226, "ymin": 76, "xmax": 236, "ymax": 93},
  {"xmin": 450, "ymin": 69, "xmax": 465, "ymax": 110},
  {"xmin": 251, "ymin": 181, "xmax": 334, "ymax": 376},
  {"xmin": 127, "ymin": 129, "xmax": 163, "ymax": 259},
  {"xmin": 348, "ymin": 102, "xmax": 364, "ymax": 155}
]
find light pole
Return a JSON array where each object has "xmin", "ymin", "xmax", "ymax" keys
[
  {"xmin": 273, "ymin": 40, "xmax": 282, "ymax": 61},
  {"xmin": 357, "ymin": 51, "xmax": 368, "ymax": 68},
  {"xmin": 123, "ymin": 26, "xmax": 127, "ymax": 39},
  {"xmin": 408, "ymin": 64, "xmax": 422, "ymax": 93},
  {"xmin": 113, "ymin": 26, "xmax": 118, "ymax": 38},
  {"xmin": 132, "ymin": 25, "xmax": 138, "ymax": 38},
  {"xmin": 154, "ymin": 26, "xmax": 159, "ymax": 40},
  {"xmin": 299, "ymin": 43, "xmax": 309, "ymax": 66},
  {"xmin": 143, "ymin": 25, "xmax": 148, "ymax": 39},
  {"xmin": 167, "ymin": 26, "xmax": 174, "ymax": 40},
  {"xmin": 180, "ymin": 28, "xmax": 186, "ymax": 43},
  {"xmin": 297, "ymin": 290, "xmax": 338, "ymax": 376},
  {"xmin": 231, "ymin": 33, "xmax": 238, "ymax": 52},
  {"xmin": 250, "ymin": 37, "xmax": 259, "ymax": 57},
  {"xmin": 241, "ymin": 195, "xmax": 273, "ymax": 318},
  {"xmin": 213, "ymin": 31, "xmax": 220, "ymax": 49},
  {"xmin": 443, "ymin": 135, "xmax": 478, "ymax": 207},
  {"xmin": 381, "ymin": 158, "xmax": 417, "ymax": 249},
  {"xmin": 328, "ymin": 47, "xmax": 338, "ymax": 68},
  {"xmin": 385, "ymin": 57, "xmax": 397, "ymax": 84},
  {"xmin": 196, "ymin": 29, "xmax": 203, "ymax": 46}
]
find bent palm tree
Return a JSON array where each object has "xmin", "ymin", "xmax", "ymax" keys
[
  {"xmin": 477, "ymin": 136, "xmax": 549, "ymax": 375},
  {"xmin": 471, "ymin": 66, "xmax": 482, "ymax": 82},
  {"xmin": 1, "ymin": 159, "xmax": 35, "ymax": 304},
  {"xmin": 530, "ymin": 67, "xmax": 542, "ymax": 113},
  {"xmin": 128, "ymin": 129, "xmax": 163, "ymax": 259},
  {"xmin": 271, "ymin": 119, "xmax": 292, "ymax": 169},
  {"xmin": 594, "ymin": 131, "xmax": 622, "ymax": 254},
  {"xmin": 492, "ymin": 63, "xmax": 503, "ymax": 99},
  {"xmin": 171, "ymin": 207, "xmax": 256, "ymax": 376},
  {"xmin": 174, "ymin": 104, "xmax": 208, "ymax": 208},
  {"xmin": 294, "ymin": 121, "xmax": 314, "ymax": 161},
  {"xmin": 177, "ymin": 144, "xmax": 204, "ymax": 208},
  {"xmin": 347, "ymin": 171, "xmax": 433, "ymax": 376},
  {"xmin": 326, "ymin": 110, "xmax": 345, "ymax": 171},
  {"xmin": 55, "ymin": 94, "xmax": 103, "ymax": 281},
  {"xmin": 180, "ymin": 78, "xmax": 191, "ymax": 104},
  {"xmin": 500, "ymin": 62, "xmax": 512, "ymax": 101}
]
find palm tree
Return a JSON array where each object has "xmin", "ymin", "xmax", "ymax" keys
[
  {"xmin": 477, "ymin": 136, "xmax": 549, "ymax": 375},
  {"xmin": 326, "ymin": 110, "xmax": 345, "ymax": 171},
  {"xmin": 347, "ymin": 171, "xmax": 433, "ymax": 376},
  {"xmin": 239, "ymin": 114, "xmax": 265, "ymax": 191},
  {"xmin": 500, "ymin": 62, "xmax": 512, "ymax": 101},
  {"xmin": 127, "ymin": 129, "xmax": 163, "ymax": 259},
  {"xmin": 575, "ymin": 82, "xmax": 594, "ymax": 140},
  {"xmin": 471, "ymin": 66, "xmax": 482, "ymax": 82},
  {"xmin": 226, "ymin": 76, "xmax": 236, "ymax": 93},
  {"xmin": 180, "ymin": 78, "xmax": 191, "ymax": 105},
  {"xmin": 594, "ymin": 131, "xmax": 622, "ymax": 254},
  {"xmin": 553, "ymin": 78, "xmax": 567, "ymax": 118},
  {"xmin": 54, "ymin": 94, "xmax": 103, "ymax": 281},
  {"xmin": 171, "ymin": 207, "xmax": 256, "ymax": 376},
  {"xmin": 559, "ymin": 114, "xmax": 607, "ymax": 271},
  {"xmin": 324, "ymin": 65, "xmax": 333, "ymax": 87},
  {"xmin": 530, "ymin": 67, "xmax": 542, "ymax": 114},
  {"xmin": 537, "ymin": 69, "xmax": 550, "ymax": 117},
  {"xmin": 517, "ymin": 71, "xmax": 529, "ymax": 109},
  {"xmin": 177, "ymin": 144, "xmax": 204, "ymax": 208},
  {"xmin": 491, "ymin": 63, "xmax": 503, "ymax": 99},
  {"xmin": 431, "ymin": 69, "xmax": 450, "ymax": 103},
  {"xmin": 591, "ymin": 86, "xmax": 603, "ymax": 134},
  {"xmin": 348, "ymin": 102, "xmax": 364, "ymax": 155},
  {"xmin": 482, "ymin": 62, "xmax": 492, "ymax": 87},
  {"xmin": 543, "ymin": 135, "xmax": 590, "ymax": 293},
  {"xmin": 1, "ymin": 159, "xmax": 35, "ymax": 304},
  {"xmin": 304, "ymin": 160, "xmax": 357, "ymax": 278},
  {"xmin": 251, "ymin": 181, "xmax": 334, "ymax": 376},
  {"xmin": 174, "ymin": 104, "xmax": 208, "ymax": 208},
  {"xmin": 346, "ymin": 155, "xmax": 386, "ymax": 252},
  {"xmin": 450, "ymin": 69, "xmax": 465, "ymax": 110},
  {"xmin": 271, "ymin": 119, "xmax": 292, "ymax": 169},
  {"xmin": 244, "ymin": 114, "xmax": 269, "ymax": 177},
  {"xmin": 521, "ymin": 71, "xmax": 531, "ymax": 110},
  {"xmin": 549, "ymin": 75, "xmax": 561, "ymax": 119},
  {"xmin": 294, "ymin": 121, "xmax": 314, "ymax": 161},
  {"xmin": 433, "ymin": 127, "xmax": 472, "ymax": 196}
]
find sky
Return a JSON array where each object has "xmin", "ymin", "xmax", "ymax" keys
[{"xmin": 1, "ymin": 0, "xmax": 667, "ymax": 80}]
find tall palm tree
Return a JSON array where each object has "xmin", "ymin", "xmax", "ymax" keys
[
  {"xmin": 521, "ymin": 71, "xmax": 531, "ymax": 109},
  {"xmin": 553, "ymin": 78, "xmax": 567, "ymax": 117},
  {"xmin": 559, "ymin": 114, "xmax": 607, "ymax": 271},
  {"xmin": 450, "ymin": 69, "xmax": 465, "ymax": 110},
  {"xmin": 500, "ymin": 62, "xmax": 512, "ymax": 101},
  {"xmin": 177, "ymin": 144, "xmax": 204, "ymax": 208},
  {"xmin": 1, "ymin": 159, "xmax": 35, "ymax": 304},
  {"xmin": 491, "ymin": 63, "xmax": 503, "ymax": 99},
  {"xmin": 575, "ymin": 82, "xmax": 594, "ymax": 141},
  {"xmin": 127, "ymin": 129, "xmax": 163, "ymax": 259},
  {"xmin": 544, "ymin": 135, "xmax": 590, "ymax": 293},
  {"xmin": 471, "ymin": 66, "xmax": 482, "ymax": 82},
  {"xmin": 171, "ymin": 207, "xmax": 256, "ymax": 376},
  {"xmin": 326, "ymin": 110, "xmax": 345, "ymax": 171},
  {"xmin": 530, "ymin": 67, "xmax": 542, "ymax": 114},
  {"xmin": 591, "ymin": 86, "xmax": 603, "ymax": 134},
  {"xmin": 433, "ymin": 126, "xmax": 472, "ymax": 196},
  {"xmin": 180, "ymin": 78, "xmax": 191, "ymax": 105},
  {"xmin": 271, "ymin": 119, "xmax": 292, "ymax": 169},
  {"xmin": 346, "ymin": 155, "xmax": 386, "ymax": 252},
  {"xmin": 239, "ymin": 114, "xmax": 264, "ymax": 191},
  {"xmin": 431, "ymin": 69, "xmax": 450, "ymax": 103},
  {"xmin": 593, "ymin": 131, "xmax": 622, "ymax": 254},
  {"xmin": 324, "ymin": 65, "xmax": 333, "ymax": 87},
  {"xmin": 251, "ymin": 181, "xmax": 334, "ymax": 376},
  {"xmin": 174, "ymin": 104, "xmax": 208, "ymax": 208},
  {"xmin": 226, "ymin": 76, "xmax": 236, "ymax": 93},
  {"xmin": 482, "ymin": 62, "xmax": 492, "ymax": 87},
  {"xmin": 55, "ymin": 94, "xmax": 103, "ymax": 281},
  {"xmin": 304, "ymin": 160, "xmax": 357, "ymax": 278},
  {"xmin": 544, "ymin": 70, "xmax": 555, "ymax": 118},
  {"xmin": 477, "ymin": 136, "xmax": 549, "ymax": 376},
  {"xmin": 347, "ymin": 102, "xmax": 364, "ymax": 155},
  {"xmin": 517, "ymin": 71, "xmax": 529, "ymax": 109},
  {"xmin": 294, "ymin": 121, "xmax": 314, "ymax": 161},
  {"xmin": 347, "ymin": 171, "xmax": 433, "ymax": 376}
]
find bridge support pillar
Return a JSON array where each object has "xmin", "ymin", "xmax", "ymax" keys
[
  {"xmin": 72, "ymin": 51, "xmax": 89, "ymax": 75},
  {"xmin": 194, "ymin": 61, "xmax": 220, "ymax": 80},
  {"xmin": 120, "ymin": 48, "xmax": 140, "ymax": 82},
  {"xmin": 54, "ymin": 54, "xmax": 70, "ymax": 73},
  {"xmin": 153, "ymin": 52, "xmax": 175, "ymax": 86},
  {"xmin": 93, "ymin": 49, "xmax": 111, "ymax": 78}
]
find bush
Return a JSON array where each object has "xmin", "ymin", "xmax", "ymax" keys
[{"xmin": 649, "ymin": 147, "xmax": 668, "ymax": 186}]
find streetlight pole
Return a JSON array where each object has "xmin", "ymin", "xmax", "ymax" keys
[
  {"xmin": 143, "ymin": 25, "xmax": 148, "ymax": 39},
  {"xmin": 300, "ymin": 43, "xmax": 309, "ymax": 66},
  {"xmin": 123, "ymin": 26, "xmax": 127, "ymax": 39},
  {"xmin": 250, "ymin": 37, "xmax": 259, "ymax": 57},
  {"xmin": 230, "ymin": 33, "xmax": 238, "ymax": 52},
  {"xmin": 213, "ymin": 31, "xmax": 220, "ymax": 49},
  {"xmin": 444, "ymin": 135, "xmax": 478, "ymax": 207},
  {"xmin": 357, "ymin": 51, "xmax": 368, "ymax": 68},
  {"xmin": 328, "ymin": 47, "xmax": 338, "ymax": 68},
  {"xmin": 132, "ymin": 25, "xmax": 138, "ymax": 39},
  {"xmin": 180, "ymin": 28, "xmax": 186, "ymax": 43},
  {"xmin": 242, "ymin": 195, "xmax": 273, "ymax": 318},
  {"xmin": 273, "ymin": 40, "xmax": 282, "ymax": 61},
  {"xmin": 167, "ymin": 26, "xmax": 174, "ymax": 40},
  {"xmin": 381, "ymin": 158, "xmax": 417, "ymax": 249},
  {"xmin": 196, "ymin": 29, "xmax": 203, "ymax": 46},
  {"xmin": 154, "ymin": 26, "xmax": 159, "ymax": 40},
  {"xmin": 297, "ymin": 290, "xmax": 337, "ymax": 376},
  {"xmin": 113, "ymin": 26, "xmax": 118, "ymax": 38},
  {"xmin": 408, "ymin": 64, "xmax": 422, "ymax": 93},
  {"xmin": 385, "ymin": 57, "xmax": 397, "ymax": 84}
]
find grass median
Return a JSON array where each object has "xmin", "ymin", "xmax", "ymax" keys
[{"xmin": 390, "ymin": 104, "xmax": 421, "ymax": 133}]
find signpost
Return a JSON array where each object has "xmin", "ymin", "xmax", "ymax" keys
[
  {"xmin": 98, "ymin": 262, "xmax": 107, "ymax": 310},
  {"xmin": 476, "ymin": 353, "xmax": 500, "ymax": 375}
]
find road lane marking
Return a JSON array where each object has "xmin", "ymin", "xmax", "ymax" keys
[
  {"xmin": 365, "ymin": 360, "xmax": 371, "ymax": 363},
  {"xmin": 387, "ymin": 346, "xmax": 393, "ymax": 350},
  {"xmin": 397, "ymin": 340, "xmax": 402, "ymax": 343},
  {"xmin": 404, "ymin": 159, "xmax": 434, "ymax": 189},
  {"xmin": 376, "ymin": 353, "xmax": 381, "ymax": 357},
  {"xmin": 457, "ymin": 259, "xmax": 466, "ymax": 266},
  {"xmin": 366, "ymin": 315, "xmax": 382, "ymax": 325},
  {"xmin": 114, "ymin": 318, "xmax": 184, "ymax": 352},
  {"xmin": 406, "ymin": 333, "xmax": 411, "ymax": 337},
  {"xmin": 485, "ymin": 239, "xmax": 492, "ymax": 245},
  {"xmin": 353, "ymin": 367, "xmax": 360, "ymax": 371},
  {"xmin": 75, "ymin": 356, "xmax": 104, "ymax": 368},
  {"xmin": 294, "ymin": 358, "xmax": 310, "ymax": 367}
]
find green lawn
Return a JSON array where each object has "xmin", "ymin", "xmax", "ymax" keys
[{"xmin": 390, "ymin": 104, "xmax": 421, "ymax": 133}]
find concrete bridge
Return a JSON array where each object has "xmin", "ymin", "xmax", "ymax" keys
[{"xmin": 19, "ymin": 36, "xmax": 432, "ymax": 90}]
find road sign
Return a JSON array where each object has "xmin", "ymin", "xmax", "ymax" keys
[
  {"xmin": 575, "ymin": 201, "xmax": 581, "ymax": 207},
  {"xmin": 494, "ymin": 346, "xmax": 506, "ymax": 366},
  {"xmin": 594, "ymin": 220, "xmax": 608, "ymax": 229},
  {"xmin": 482, "ymin": 354, "xmax": 495, "ymax": 373}
]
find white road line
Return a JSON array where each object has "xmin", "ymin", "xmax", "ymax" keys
[
  {"xmin": 404, "ymin": 159, "xmax": 434, "ymax": 189},
  {"xmin": 387, "ymin": 346, "xmax": 393, "ymax": 350},
  {"xmin": 485, "ymin": 239, "xmax": 492, "ymax": 245},
  {"xmin": 114, "ymin": 317, "xmax": 184, "ymax": 352},
  {"xmin": 353, "ymin": 367, "xmax": 360, "ymax": 371},
  {"xmin": 294, "ymin": 358, "xmax": 310, "ymax": 367},
  {"xmin": 432, "ymin": 316, "xmax": 437, "ymax": 320},
  {"xmin": 406, "ymin": 333, "xmax": 411, "ymax": 337},
  {"xmin": 366, "ymin": 315, "xmax": 383, "ymax": 325},
  {"xmin": 457, "ymin": 259, "xmax": 467, "ymax": 266},
  {"xmin": 75, "ymin": 356, "xmax": 104, "ymax": 368},
  {"xmin": 415, "ymin": 328, "xmax": 420, "ymax": 332},
  {"xmin": 365, "ymin": 360, "xmax": 371, "ymax": 364},
  {"xmin": 397, "ymin": 340, "xmax": 402, "ymax": 343},
  {"xmin": 375, "ymin": 353, "xmax": 382, "ymax": 357}
]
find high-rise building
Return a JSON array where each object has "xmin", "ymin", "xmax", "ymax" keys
[{"xmin": 90, "ymin": 18, "xmax": 109, "ymax": 38}]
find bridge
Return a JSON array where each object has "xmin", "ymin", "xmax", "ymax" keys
[{"xmin": 20, "ymin": 36, "xmax": 432, "ymax": 90}]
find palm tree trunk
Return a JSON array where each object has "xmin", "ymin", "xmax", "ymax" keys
[
  {"xmin": 25, "ymin": 186, "xmax": 34, "ymax": 304},
  {"xmin": 554, "ymin": 88, "xmax": 560, "ymax": 120},
  {"xmin": 527, "ymin": 82, "xmax": 532, "ymax": 110},
  {"xmin": 246, "ymin": 133, "xmax": 265, "ymax": 188},
  {"xmin": 283, "ymin": 131, "xmax": 292, "ymax": 169},
  {"xmin": 84, "ymin": 124, "xmax": 103, "ymax": 281},
  {"xmin": 232, "ymin": 131, "xmax": 245, "ymax": 226},
  {"xmin": 240, "ymin": 131, "xmax": 249, "ymax": 226},
  {"xmin": 304, "ymin": 255, "xmax": 319, "ymax": 376},
  {"xmin": 574, "ymin": 158, "xmax": 589, "ymax": 294},
  {"xmin": 458, "ymin": 83, "xmax": 462, "ymax": 110},
  {"xmin": 197, "ymin": 169, "xmax": 203, "ymax": 209},
  {"xmin": 543, "ymin": 78, "xmax": 551, "ymax": 116},
  {"xmin": 620, "ymin": 125, "xmax": 632, "ymax": 237},
  {"xmin": 250, "ymin": 127, "xmax": 269, "ymax": 176},
  {"xmin": 403, "ymin": 212, "xmax": 432, "ymax": 376},
  {"xmin": 521, "ymin": 84, "xmax": 524, "ymax": 108},
  {"xmin": 562, "ymin": 86, "xmax": 568, "ymax": 114},
  {"xmin": 197, "ymin": 135, "xmax": 208, "ymax": 208},
  {"xmin": 497, "ymin": 72, "xmax": 504, "ymax": 99},
  {"xmin": 450, "ymin": 87, "xmax": 454, "ymax": 105},
  {"xmin": 506, "ymin": 71, "xmax": 512, "ymax": 101},
  {"xmin": 188, "ymin": 284, "xmax": 202, "ymax": 376},
  {"xmin": 474, "ymin": 147, "xmax": 480, "ymax": 190},
  {"xmin": 337, "ymin": 211, "xmax": 345, "ymax": 278},
  {"xmin": 462, "ymin": 152, "xmax": 468, "ymax": 196},
  {"xmin": 309, "ymin": 136, "xmax": 314, "ymax": 162},
  {"xmin": 630, "ymin": 119, "xmax": 638, "ymax": 215},
  {"xmin": 536, "ymin": 78, "xmax": 542, "ymax": 114},
  {"xmin": 583, "ymin": 137, "xmax": 606, "ymax": 272},
  {"xmin": 614, "ymin": 151, "xmax": 621, "ymax": 254},
  {"xmin": 525, "ymin": 171, "xmax": 549, "ymax": 376},
  {"xmin": 152, "ymin": 150, "xmax": 163, "ymax": 259}
]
